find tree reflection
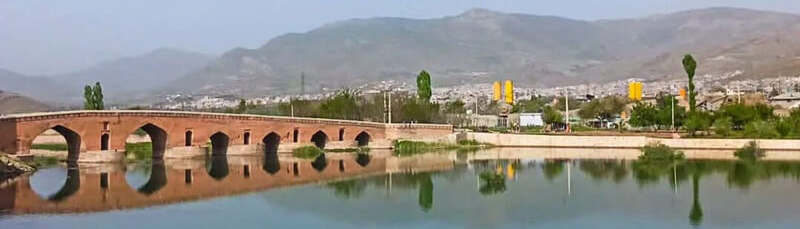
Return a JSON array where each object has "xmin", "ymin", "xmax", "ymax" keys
[
  {"xmin": 541, "ymin": 160, "xmax": 565, "ymax": 181},
  {"xmin": 478, "ymin": 171, "xmax": 506, "ymax": 195},
  {"xmin": 327, "ymin": 180, "xmax": 367, "ymax": 199},
  {"xmin": 418, "ymin": 174, "xmax": 433, "ymax": 212},
  {"xmin": 579, "ymin": 160, "xmax": 629, "ymax": 183}
]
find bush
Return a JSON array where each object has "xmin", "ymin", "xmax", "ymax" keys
[
  {"xmin": 743, "ymin": 121, "xmax": 779, "ymax": 139},
  {"xmin": 639, "ymin": 142, "xmax": 685, "ymax": 161},
  {"xmin": 734, "ymin": 141, "xmax": 765, "ymax": 161},
  {"xmin": 683, "ymin": 111, "xmax": 712, "ymax": 136},
  {"xmin": 292, "ymin": 146, "xmax": 324, "ymax": 159},
  {"xmin": 712, "ymin": 117, "xmax": 733, "ymax": 137}
]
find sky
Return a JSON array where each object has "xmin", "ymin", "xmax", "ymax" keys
[{"xmin": 2, "ymin": 0, "xmax": 800, "ymax": 76}]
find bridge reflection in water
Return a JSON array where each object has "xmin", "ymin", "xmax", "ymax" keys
[{"xmin": 0, "ymin": 151, "xmax": 456, "ymax": 215}]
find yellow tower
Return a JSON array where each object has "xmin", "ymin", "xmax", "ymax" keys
[
  {"xmin": 629, "ymin": 82, "xmax": 643, "ymax": 101},
  {"xmin": 504, "ymin": 80, "xmax": 514, "ymax": 104},
  {"xmin": 493, "ymin": 81, "xmax": 502, "ymax": 101}
]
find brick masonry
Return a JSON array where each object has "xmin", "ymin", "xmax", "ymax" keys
[{"xmin": 0, "ymin": 111, "xmax": 453, "ymax": 162}]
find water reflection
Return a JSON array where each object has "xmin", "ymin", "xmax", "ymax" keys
[
  {"xmin": 311, "ymin": 154, "xmax": 328, "ymax": 172},
  {"xmin": 263, "ymin": 153, "xmax": 281, "ymax": 174},
  {"xmin": 138, "ymin": 160, "xmax": 166, "ymax": 195},
  {"xmin": 6, "ymin": 150, "xmax": 800, "ymax": 229},
  {"xmin": 207, "ymin": 156, "xmax": 229, "ymax": 180},
  {"xmin": 49, "ymin": 165, "xmax": 80, "ymax": 202}
]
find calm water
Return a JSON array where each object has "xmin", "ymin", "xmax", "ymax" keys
[{"xmin": 2, "ymin": 150, "xmax": 800, "ymax": 229}]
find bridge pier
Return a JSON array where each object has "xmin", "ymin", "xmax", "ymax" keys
[
  {"xmin": 162, "ymin": 147, "xmax": 206, "ymax": 159},
  {"xmin": 79, "ymin": 150, "xmax": 126, "ymax": 163}
]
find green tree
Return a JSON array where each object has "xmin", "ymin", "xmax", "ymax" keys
[
  {"xmin": 400, "ymin": 98, "xmax": 440, "ymax": 123},
  {"xmin": 743, "ymin": 120, "xmax": 779, "ymax": 139},
  {"xmin": 92, "ymin": 82, "xmax": 104, "ymax": 110},
  {"xmin": 629, "ymin": 102, "xmax": 658, "ymax": 128},
  {"xmin": 443, "ymin": 100, "xmax": 467, "ymax": 114},
  {"xmin": 712, "ymin": 117, "xmax": 733, "ymax": 137},
  {"xmin": 683, "ymin": 111, "xmax": 711, "ymax": 136},
  {"xmin": 683, "ymin": 54, "xmax": 697, "ymax": 112},
  {"xmin": 542, "ymin": 105, "xmax": 563, "ymax": 125},
  {"xmin": 416, "ymin": 70, "xmax": 432, "ymax": 102},
  {"xmin": 83, "ymin": 82, "xmax": 104, "ymax": 110},
  {"xmin": 83, "ymin": 85, "xmax": 94, "ymax": 110},
  {"xmin": 236, "ymin": 99, "xmax": 247, "ymax": 114},
  {"xmin": 577, "ymin": 96, "xmax": 627, "ymax": 125},
  {"xmin": 317, "ymin": 90, "xmax": 361, "ymax": 120}
]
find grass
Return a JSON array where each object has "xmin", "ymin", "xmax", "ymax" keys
[
  {"xmin": 293, "ymin": 146, "xmax": 324, "ymax": 159},
  {"xmin": 30, "ymin": 143, "xmax": 68, "ymax": 151},
  {"xmin": 126, "ymin": 142, "xmax": 153, "ymax": 160},
  {"xmin": 29, "ymin": 156, "xmax": 60, "ymax": 168},
  {"xmin": 393, "ymin": 140, "xmax": 489, "ymax": 156},
  {"xmin": 734, "ymin": 141, "xmax": 765, "ymax": 161}
]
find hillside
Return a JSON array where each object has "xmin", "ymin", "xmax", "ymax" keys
[
  {"xmin": 0, "ymin": 90, "xmax": 51, "ymax": 114},
  {"xmin": 0, "ymin": 69, "xmax": 72, "ymax": 103},
  {"xmin": 56, "ymin": 48, "xmax": 212, "ymax": 102},
  {"xmin": 170, "ymin": 7, "xmax": 800, "ymax": 96}
]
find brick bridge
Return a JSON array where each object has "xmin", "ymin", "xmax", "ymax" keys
[
  {"xmin": 0, "ymin": 111, "xmax": 452, "ymax": 162},
  {"xmin": 0, "ymin": 153, "xmax": 457, "ymax": 214}
]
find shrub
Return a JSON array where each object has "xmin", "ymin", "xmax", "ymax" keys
[
  {"xmin": 639, "ymin": 142, "xmax": 685, "ymax": 161},
  {"xmin": 293, "ymin": 146, "xmax": 324, "ymax": 159},
  {"xmin": 775, "ymin": 119, "xmax": 795, "ymax": 138},
  {"xmin": 712, "ymin": 117, "xmax": 733, "ymax": 137},
  {"xmin": 743, "ymin": 121, "xmax": 779, "ymax": 139},
  {"xmin": 734, "ymin": 141, "xmax": 765, "ymax": 161},
  {"xmin": 683, "ymin": 111, "xmax": 711, "ymax": 136}
]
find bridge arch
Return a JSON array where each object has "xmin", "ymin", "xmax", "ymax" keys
[
  {"xmin": 310, "ymin": 131, "xmax": 328, "ymax": 149},
  {"xmin": 263, "ymin": 132, "xmax": 281, "ymax": 154},
  {"xmin": 355, "ymin": 131, "xmax": 371, "ymax": 147},
  {"xmin": 209, "ymin": 132, "xmax": 230, "ymax": 156},
  {"xmin": 125, "ymin": 123, "xmax": 168, "ymax": 158},
  {"xmin": 28, "ymin": 125, "xmax": 83, "ymax": 162}
]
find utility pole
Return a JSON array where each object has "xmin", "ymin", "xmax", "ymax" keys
[
  {"xmin": 291, "ymin": 103, "xmax": 294, "ymax": 117},
  {"xmin": 671, "ymin": 95, "xmax": 675, "ymax": 132},
  {"xmin": 564, "ymin": 88, "xmax": 570, "ymax": 132},
  {"xmin": 389, "ymin": 91, "xmax": 392, "ymax": 124},
  {"xmin": 737, "ymin": 84, "xmax": 741, "ymax": 103}
]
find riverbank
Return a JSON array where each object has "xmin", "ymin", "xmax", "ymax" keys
[
  {"xmin": 0, "ymin": 153, "xmax": 36, "ymax": 183},
  {"xmin": 465, "ymin": 132, "xmax": 800, "ymax": 151}
]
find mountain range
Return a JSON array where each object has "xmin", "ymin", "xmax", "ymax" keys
[
  {"xmin": 169, "ymin": 7, "xmax": 800, "ymax": 96},
  {"xmin": 2, "ymin": 7, "xmax": 800, "ymax": 104},
  {"xmin": 0, "ymin": 48, "xmax": 211, "ymax": 104}
]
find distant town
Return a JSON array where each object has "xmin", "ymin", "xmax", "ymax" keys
[{"xmin": 151, "ymin": 70, "xmax": 800, "ymax": 112}]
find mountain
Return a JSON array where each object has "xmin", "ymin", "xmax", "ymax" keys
[
  {"xmin": 0, "ymin": 90, "xmax": 51, "ymax": 114},
  {"xmin": 171, "ymin": 7, "xmax": 800, "ymax": 96},
  {"xmin": 0, "ymin": 69, "xmax": 72, "ymax": 103},
  {"xmin": 58, "ymin": 48, "xmax": 212, "ymax": 102}
]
